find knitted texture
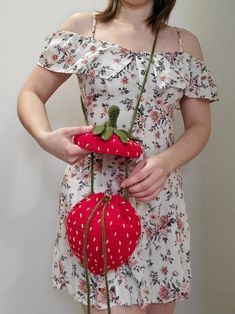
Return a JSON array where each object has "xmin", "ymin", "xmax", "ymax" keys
[
  {"xmin": 73, "ymin": 132, "xmax": 142, "ymax": 158},
  {"xmin": 66, "ymin": 192, "xmax": 141, "ymax": 275}
]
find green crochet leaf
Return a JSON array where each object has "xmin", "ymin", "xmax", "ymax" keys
[
  {"xmin": 119, "ymin": 129, "xmax": 142, "ymax": 142},
  {"xmin": 113, "ymin": 129, "xmax": 129, "ymax": 144},
  {"xmin": 93, "ymin": 124, "xmax": 106, "ymax": 135},
  {"xmin": 101, "ymin": 126, "xmax": 114, "ymax": 141}
]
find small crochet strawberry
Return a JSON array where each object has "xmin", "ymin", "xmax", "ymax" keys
[
  {"xmin": 73, "ymin": 105, "xmax": 142, "ymax": 158},
  {"xmin": 66, "ymin": 192, "xmax": 141, "ymax": 275}
]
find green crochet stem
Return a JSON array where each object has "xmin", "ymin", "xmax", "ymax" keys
[
  {"xmin": 79, "ymin": 21, "xmax": 160, "ymax": 314},
  {"xmin": 83, "ymin": 194, "xmax": 112, "ymax": 314},
  {"xmin": 93, "ymin": 105, "xmax": 141, "ymax": 144}
]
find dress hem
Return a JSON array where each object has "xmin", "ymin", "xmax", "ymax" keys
[{"xmin": 52, "ymin": 279, "xmax": 191, "ymax": 310}]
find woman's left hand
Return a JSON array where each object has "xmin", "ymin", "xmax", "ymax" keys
[{"xmin": 120, "ymin": 155, "xmax": 169, "ymax": 202}]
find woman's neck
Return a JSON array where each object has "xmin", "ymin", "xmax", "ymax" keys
[{"xmin": 116, "ymin": 1, "xmax": 153, "ymax": 30}]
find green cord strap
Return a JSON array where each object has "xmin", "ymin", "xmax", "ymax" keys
[{"xmin": 83, "ymin": 194, "xmax": 112, "ymax": 314}]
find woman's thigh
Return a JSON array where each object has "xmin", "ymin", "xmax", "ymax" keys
[
  {"xmin": 81, "ymin": 304, "xmax": 147, "ymax": 314},
  {"xmin": 146, "ymin": 301, "xmax": 176, "ymax": 314}
]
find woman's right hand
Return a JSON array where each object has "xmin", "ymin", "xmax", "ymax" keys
[{"xmin": 37, "ymin": 125, "xmax": 93, "ymax": 165}]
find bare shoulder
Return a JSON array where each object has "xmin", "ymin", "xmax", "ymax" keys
[
  {"xmin": 175, "ymin": 26, "xmax": 204, "ymax": 60},
  {"xmin": 60, "ymin": 11, "xmax": 94, "ymax": 36}
]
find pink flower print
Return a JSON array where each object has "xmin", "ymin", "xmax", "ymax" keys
[
  {"xmin": 114, "ymin": 58, "xmax": 121, "ymax": 64},
  {"xmin": 159, "ymin": 285, "xmax": 170, "ymax": 300},
  {"xmin": 58, "ymin": 261, "xmax": 65, "ymax": 274},
  {"xmin": 158, "ymin": 215, "xmax": 169, "ymax": 229},
  {"xmin": 121, "ymin": 76, "xmax": 128, "ymax": 85},
  {"xmin": 82, "ymin": 171, "xmax": 90, "ymax": 181},
  {"xmin": 150, "ymin": 111, "xmax": 160, "ymax": 123},
  {"xmin": 66, "ymin": 56, "xmax": 74, "ymax": 66},
  {"xmin": 145, "ymin": 226, "xmax": 154, "ymax": 240},
  {"xmin": 87, "ymin": 70, "xmax": 96, "ymax": 79},
  {"xmin": 176, "ymin": 215, "xmax": 184, "ymax": 231},
  {"xmin": 160, "ymin": 266, "xmax": 168, "ymax": 275},
  {"xmin": 156, "ymin": 97, "xmax": 163, "ymax": 106},
  {"xmin": 90, "ymin": 45, "xmax": 97, "ymax": 52},
  {"xmin": 51, "ymin": 54, "xmax": 58, "ymax": 62},
  {"xmin": 95, "ymin": 287, "xmax": 107, "ymax": 305},
  {"xmin": 114, "ymin": 173, "xmax": 124, "ymax": 186},
  {"xmin": 172, "ymin": 270, "xmax": 179, "ymax": 276},
  {"xmin": 78, "ymin": 279, "xmax": 87, "ymax": 294},
  {"xmin": 155, "ymin": 131, "xmax": 161, "ymax": 140},
  {"xmin": 85, "ymin": 95, "xmax": 94, "ymax": 108},
  {"xmin": 201, "ymin": 75, "xmax": 208, "ymax": 80}
]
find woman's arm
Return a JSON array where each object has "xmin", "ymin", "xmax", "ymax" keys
[
  {"xmin": 121, "ymin": 29, "xmax": 212, "ymax": 201},
  {"xmin": 17, "ymin": 13, "xmax": 94, "ymax": 165}
]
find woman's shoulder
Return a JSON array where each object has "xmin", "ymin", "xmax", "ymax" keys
[
  {"xmin": 60, "ymin": 11, "xmax": 94, "ymax": 36},
  {"xmin": 169, "ymin": 25, "xmax": 204, "ymax": 61}
]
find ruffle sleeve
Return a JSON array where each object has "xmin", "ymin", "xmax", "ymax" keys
[
  {"xmin": 36, "ymin": 30, "xmax": 85, "ymax": 74},
  {"xmin": 184, "ymin": 55, "xmax": 219, "ymax": 102}
]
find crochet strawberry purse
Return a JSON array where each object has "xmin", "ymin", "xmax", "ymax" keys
[{"xmin": 65, "ymin": 24, "xmax": 160, "ymax": 314}]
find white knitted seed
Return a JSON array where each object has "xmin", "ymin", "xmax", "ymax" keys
[
  {"xmin": 123, "ymin": 224, "xmax": 126, "ymax": 228},
  {"xmin": 110, "ymin": 221, "xmax": 113, "ymax": 226},
  {"xmin": 127, "ymin": 151, "xmax": 130, "ymax": 156},
  {"xmin": 128, "ymin": 247, "xmax": 131, "ymax": 251},
  {"xmin": 98, "ymin": 218, "xmax": 101, "ymax": 223},
  {"xmin": 112, "ymin": 261, "xmax": 115, "ymax": 264},
  {"xmin": 76, "ymin": 230, "xmax": 78, "ymax": 235},
  {"xmin": 69, "ymin": 228, "xmax": 72, "ymax": 232},
  {"xmin": 86, "ymin": 143, "xmax": 89, "ymax": 148},
  {"xmin": 126, "ymin": 233, "xmax": 129, "ymax": 238},
  {"xmin": 89, "ymin": 226, "xmax": 93, "ymax": 231},
  {"xmin": 98, "ymin": 146, "xmax": 100, "ymax": 151},
  {"xmin": 119, "ymin": 256, "xmax": 123, "ymax": 259},
  {"xmin": 107, "ymin": 148, "xmax": 110, "ymax": 152},
  {"xmin": 93, "ymin": 237, "xmax": 96, "ymax": 242},
  {"xmin": 73, "ymin": 221, "xmax": 76, "ymax": 225},
  {"xmin": 114, "ymin": 232, "xmax": 117, "ymax": 237},
  {"xmin": 80, "ymin": 213, "xmax": 82, "ymax": 218},
  {"xmin": 81, "ymin": 223, "xmax": 84, "ymax": 229},
  {"xmin": 73, "ymin": 237, "xmax": 76, "ymax": 242},
  {"xmin": 86, "ymin": 207, "xmax": 90, "ymax": 211},
  {"xmin": 96, "ymin": 246, "xmax": 99, "ymax": 252},
  {"xmin": 107, "ymin": 248, "xmax": 110, "ymax": 252},
  {"xmin": 110, "ymin": 255, "xmax": 113, "ymax": 259},
  {"xmin": 119, "ymin": 241, "xmax": 122, "ymax": 246},
  {"xmin": 117, "ymin": 214, "xmax": 120, "ymax": 219},
  {"xmin": 118, "ymin": 249, "xmax": 121, "ymax": 253},
  {"xmin": 106, "ymin": 240, "xmax": 109, "ymax": 244}
]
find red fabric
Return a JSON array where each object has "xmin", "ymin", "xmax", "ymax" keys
[
  {"xmin": 73, "ymin": 132, "xmax": 142, "ymax": 158},
  {"xmin": 66, "ymin": 193, "xmax": 141, "ymax": 275}
]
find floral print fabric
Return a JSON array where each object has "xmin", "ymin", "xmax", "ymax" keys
[{"xmin": 36, "ymin": 29, "xmax": 219, "ymax": 310}]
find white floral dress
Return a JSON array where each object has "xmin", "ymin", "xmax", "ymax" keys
[{"xmin": 36, "ymin": 12, "xmax": 219, "ymax": 310}]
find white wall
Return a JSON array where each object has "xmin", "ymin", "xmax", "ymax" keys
[{"xmin": 1, "ymin": 1, "xmax": 234, "ymax": 314}]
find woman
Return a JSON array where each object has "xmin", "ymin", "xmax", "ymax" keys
[{"xmin": 17, "ymin": 0, "xmax": 219, "ymax": 313}]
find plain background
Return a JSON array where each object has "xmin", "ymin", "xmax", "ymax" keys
[{"xmin": 0, "ymin": 0, "xmax": 234, "ymax": 313}]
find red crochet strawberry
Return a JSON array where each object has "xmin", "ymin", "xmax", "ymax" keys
[
  {"xmin": 73, "ymin": 105, "xmax": 142, "ymax": 158},
  {"xmin": 66, "ymin": 192, "xmax": 141, "ymax": 275}
]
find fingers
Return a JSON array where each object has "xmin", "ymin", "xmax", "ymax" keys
[
  {"xmin": 128, "ymin": 157, "xmax": 147, "ymax": 177},
  {"xmin": 65, "ymin": 125, "xmax": 93, "ymax": 137},
  {"xmin": 120, "ymin": 161, "xmax": 151, "ymax": 188}
]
